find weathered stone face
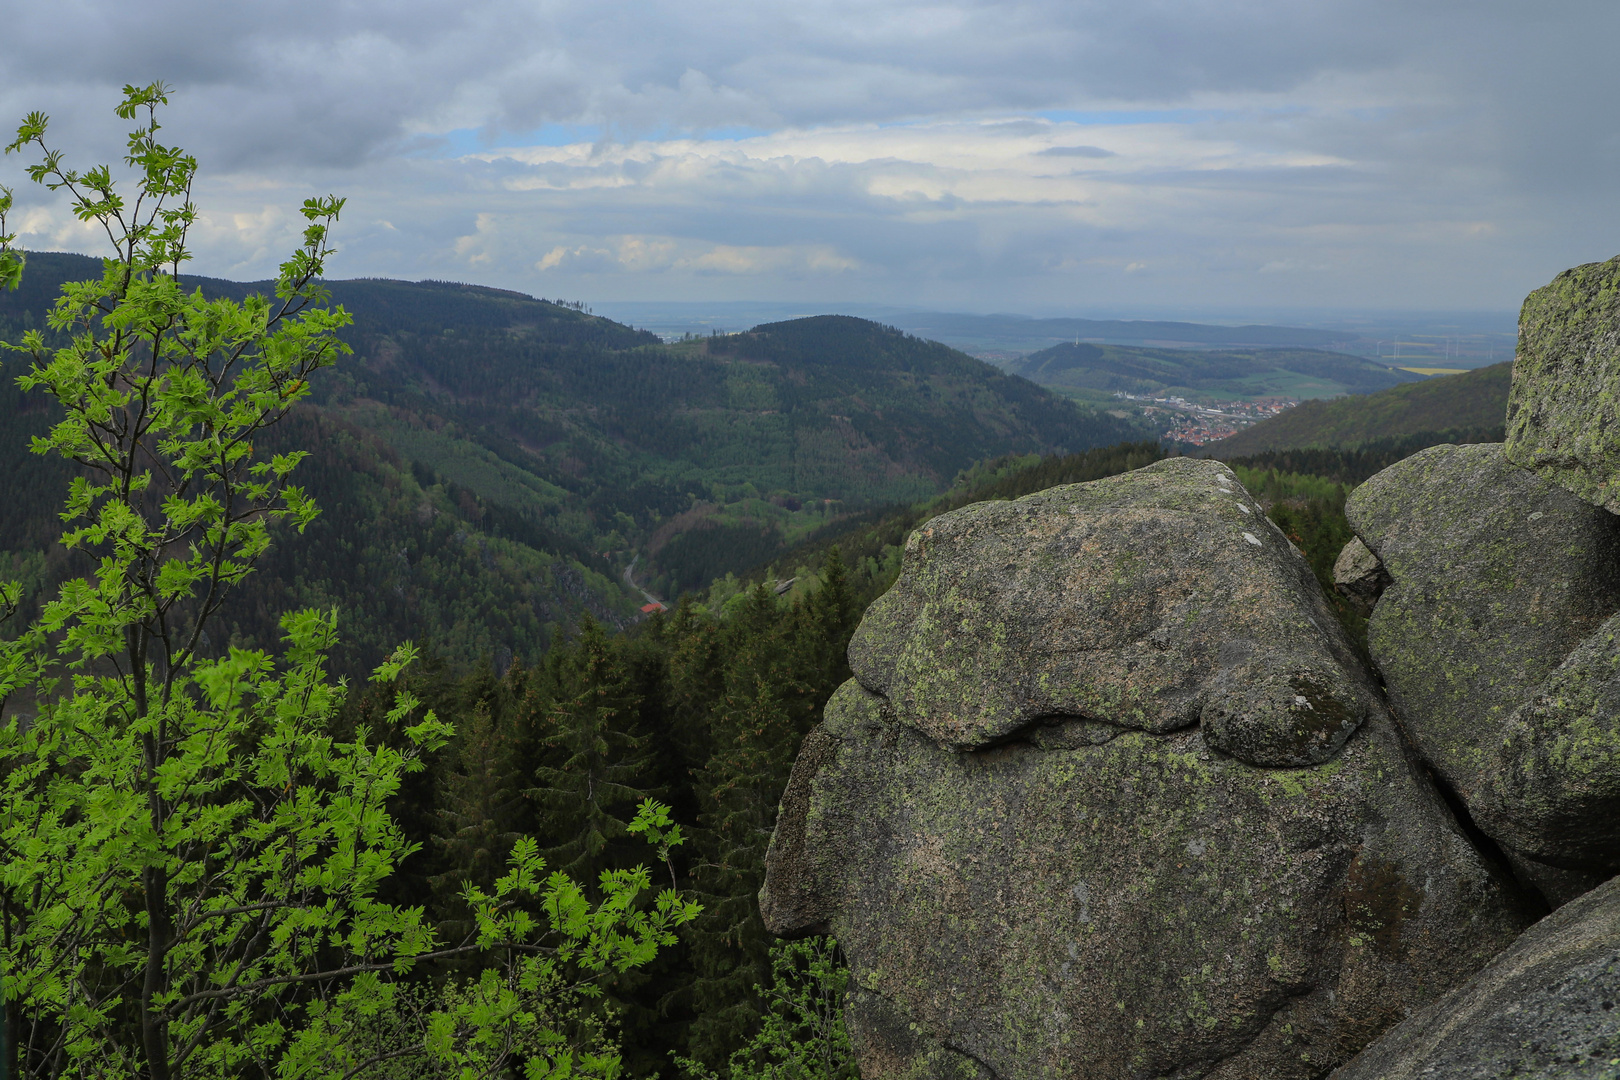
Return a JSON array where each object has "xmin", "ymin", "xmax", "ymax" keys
[
  {"xmin": 1505, "ymin": 255, "xmax": 1620, "ymax": 513},
  {"xmin": 764, "ymin": 461, "xmax": 1531, "ymax": 1080},
  {"xmin": 1330, "ymin": 874, "xmax": 1620, "ymax": 1080},
  {"xmin": 1344, "ymin": 442, "xmax": 1620, "ymax": 811},
  {"xmin": 763, "ymin": 682, "xmax": 1529, "ymax": 1080},
  {"xmin": 848, "ymin": 457, "xmax": 1375, "ymax": 768},
  {"xmin": 1478, "ymin": 612, "xmax": 1620, "ymax": 875}
]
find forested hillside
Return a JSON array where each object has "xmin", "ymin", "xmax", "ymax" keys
[
  {"xmin": 0, "ymin": 254, "xmax": 1143, "ymax": 673},
  {"xmin": 372, "ymin": 433, "xmax": 1413, "ymax": 1073},
  {"xmin": 1209, "ymin": 360, "xmax": 1511, "ymax": 455}
]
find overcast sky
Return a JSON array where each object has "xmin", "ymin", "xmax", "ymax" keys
[{"xmin": 1, "ymin": 1, "xmax": 1615, "ymax": 314}]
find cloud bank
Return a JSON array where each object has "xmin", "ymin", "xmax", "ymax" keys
[{"xmin": 1, "ymin": 0, "xmax": 1615, "ymax": 311}]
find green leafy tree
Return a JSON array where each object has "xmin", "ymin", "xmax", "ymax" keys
[{"xmin": 0, "ymin": 84, "xmax": 697, "ymax": 1080}]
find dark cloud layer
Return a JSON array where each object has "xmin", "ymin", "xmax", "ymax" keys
[{"xmin": 0, "ymin": 1, "xmax": 1614, "ymax": 309}]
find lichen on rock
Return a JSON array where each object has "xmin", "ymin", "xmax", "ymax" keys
[
  {"xmin": 1479, "ymin": 611, "xmax": 1620, "ymax": 875},
  {"xmin": 1505, "ymin": 254, "xmax": 1620, "ymax": 513},
  {"xmin": 764, "ymin": 459, "xmax": 1532, "ymax": 1080},
  {"xmin": 847, "ymin": 457, "xmax": 1375, "ymax": 768},
  {"xmin": 1344, "ymin": 442, "xmax": 1620, "ymax": 812},
  {"xmin": 1330, "ymin": 873, "xmax": 1620, "ymax": 1080},
  {"xmin": 763, "ymin": 679, "xmax": 1528, "ymax": 1080}
]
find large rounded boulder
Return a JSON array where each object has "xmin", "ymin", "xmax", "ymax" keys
[
  {"xmin": 1343, "ymin": 441, "xmax": 1620, "ymax": 895},
  {"xmin": 848, "ymin": 458, "xmax": 1377, "ymax": 768},
  {"xmin": 763, "ymin": 458, "xmax": 1530, "ymax": 1080}
]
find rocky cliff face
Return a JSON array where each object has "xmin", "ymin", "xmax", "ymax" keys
[{"xmin": 761, "ymin": 258, "xmax": 1620, "ymax": 1080}]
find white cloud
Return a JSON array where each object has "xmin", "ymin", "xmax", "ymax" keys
[
  {"xmin": 0, "ymin": 0, "xmax": 1615, "ymax": 310},
  {"xmin": 532, "ymin": 235, "xmax": 857, "ymax": 276}
]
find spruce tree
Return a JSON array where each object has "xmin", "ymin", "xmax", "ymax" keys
[
  {"xmin": 431, "ymin": 698, "xmax": 527, "ymax": 940},
  {"xmin": 684, "ymin": 555, "xmax": 860, "ymax": 1066},
  {"xmin": 529, "ymin": 617, "xmax": 657, "ymax": 884}
]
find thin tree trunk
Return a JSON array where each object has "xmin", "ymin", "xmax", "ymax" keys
[
  {"xmin": 142, "ymin": 862, "xmax": 172, "ymax": 1080},
  {"xmin": 2, "ymin": 890, "xmax": 11, "ymax": 1080},
  {"xmin": 134, "ymin": 629, "xmax": 172, "ymax": 1080}
]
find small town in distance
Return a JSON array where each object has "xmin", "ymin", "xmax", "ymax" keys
[{"xmin": 1119, "ymin": 392, "xmax": 1298, "ymax": 445}]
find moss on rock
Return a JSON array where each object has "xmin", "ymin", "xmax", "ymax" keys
[
  {"xmin": 848, "ymin": 457, "xmax": 1375, "ymax": 768},
  {"xmin": 1344, "ymin": 442, "xmax": 1620, "ymax": 813}
]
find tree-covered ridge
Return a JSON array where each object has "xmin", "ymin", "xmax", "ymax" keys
[
  {"xmin": 1209, "ymin": 360, "xmax": 1511, "ymax": 455},
  {"xmin": 1007, "ymin": 339, "xmax": 1424, "ymax": 400},
  {"xmin": 0, "ymin": 390, "xmax": 641, "ymax": 678},
  {"xmin": 0, "ymin": 252, "xmax": 651, "ymax": 349},
  {"xmin": 705, "ymin": 315, "xmax": 1129, "ymax": 481},
  {"xmin": 321, "ymin": 306, "xmax": 1143, "ymax": 530}
]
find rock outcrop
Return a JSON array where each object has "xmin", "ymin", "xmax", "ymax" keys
[
  {"xmin": 763, "ymin": 458, "xmax": 1530, "ymax": 1080},
  {"xmin": 1330, "ymin": 537, "xmax": 1388, "ymax": 618},
  {"xmin": 1505, "ymin": 254, "xmax": 1620, "ymax": 513},
  {"xmin": 762, "ymin": 255, "xmax": 1620, "ymax": 1077},
  {"xmin": 1343, "ymin": 442, "xmax": 1620, "ymax": 895},
  {"xmin": 847, "ymin": 458, "xmax": 1375, "ymax": 767},
  {"xmin": 1331, "ymin": 873, "xmax": 1620, "ymax": 1080},
  {"xmin": 1343, "ymin": 442, "xmax": 1620, "ymax": 808}
]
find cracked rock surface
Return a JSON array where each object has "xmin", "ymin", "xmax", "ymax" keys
[
  {"xmin": 1345, "ymin": 442, "xmax": 1620, "ymax": 811},
  {"xmin": 1332, "ymin": 873, "xmax": 1620, "ymax": 1080},
  {"xmin": 1345, "ymin": 442, "xmax": 1620, "ymax": 899},
  {"xmin": 1479, "ymin": 611, "xmax": 1620, "ymax": 876}
]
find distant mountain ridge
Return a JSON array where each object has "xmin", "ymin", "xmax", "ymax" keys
[
  {"xmin": 892, "ymin": 311, "xmax": 1362, "ymax": 353},
  {"xmin": 1007, "ymin": 340, "xmax": 1422, "ymax": 400}
]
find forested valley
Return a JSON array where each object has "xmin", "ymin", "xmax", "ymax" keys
[
  {"xmin": 0, "ymin": 252, "xmax": 1147, "ymax": 677},
  {"xmin": 0, "ymin": 167, "xmax": 1509, "ymax": 1078}
]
